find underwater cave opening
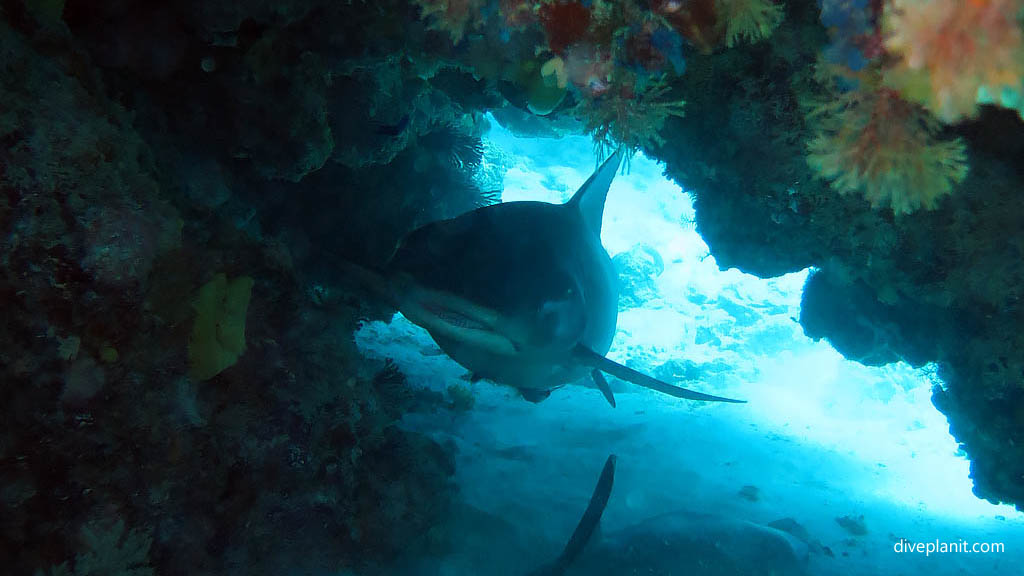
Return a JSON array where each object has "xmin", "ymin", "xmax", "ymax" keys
[{"xmin": 355, "ymin": 118, "xmax": 1023, "ymax": 575}]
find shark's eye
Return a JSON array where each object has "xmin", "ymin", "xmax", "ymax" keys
[{"xmin": 535, "ymin": 296, "xmax": 586, "ymax": 347}]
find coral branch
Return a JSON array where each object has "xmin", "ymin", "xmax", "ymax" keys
[{"xmin": 576, "ymin": 81, "xmax": 685, "ymax": 154}]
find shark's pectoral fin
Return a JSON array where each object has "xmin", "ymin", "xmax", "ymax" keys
[
  {"xmin": 573, "ymin": 345, "xmax": 747, "ymax": 404},
  {"xmin": 591, "ymin": 369, "xmax": 616, "ymax": 408},
  {"xmin": 520, "ymin": 387, "xmax": 555, "ymax": 403}
]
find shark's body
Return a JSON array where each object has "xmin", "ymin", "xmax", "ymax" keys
[{"xmin": 383, "ymin": 150, "xmax": 742, "ymax": 405}]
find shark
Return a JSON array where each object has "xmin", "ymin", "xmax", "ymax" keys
[{"xmin": 371, "ymin": 148, "xmax": 744, "ymax": 406}]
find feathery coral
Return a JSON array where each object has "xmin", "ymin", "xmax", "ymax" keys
[
  {"xmin": 413, "ymin": 0, "xmax": 486, "ymax": 43},
  {"xmin": 884, "ymin": 0, "xmax": 1024, "ymax": 122},
  {"xmin": 577, "ymin": 82, "xmax": 685, "ymax": 154},
  {"xmin": 807, "ymin": 83, "xmax": 968, "ymax": 214},
  {"xmin": 717, "ymin": 0, "xmax": 785, "ymax": 47}
]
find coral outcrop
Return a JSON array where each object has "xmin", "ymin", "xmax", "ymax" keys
[{"xmin": 652, "ymin": 0, "xmax": 1024, "ymax": 510}]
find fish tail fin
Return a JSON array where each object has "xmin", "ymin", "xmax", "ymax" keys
[
  {"xmin": 528, "ymin": 454, "xmax": 617, "ymax": 576},
  {"xmin": 574, "ymin": 345, "xmax": 747, "ymax": 404}
]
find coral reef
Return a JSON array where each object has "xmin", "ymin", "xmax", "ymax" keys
[
  {"xmin": 1, "ymin": 3, "xmax": 472, "ymax": 574},
  {"xmin": 4, "ymin": 0, "xmax": 1024, "ymax": 570}
]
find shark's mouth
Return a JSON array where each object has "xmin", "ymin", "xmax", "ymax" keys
[
  {"xmin": 397, "ymin": 283, "xmax": 522, "ymax": 356},
  {"xmin": 424, "ymin": 303, "xmax": 492, "ymax": 332}
]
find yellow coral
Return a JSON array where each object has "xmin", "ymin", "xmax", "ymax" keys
[
  {"xmin": 188, "ymin": 273, "xmax": 254, "ymax": 381},
  {"xmin": 541, "ymin": 56, "xmax": 569, "ymax": 89},
  {"xmin": 717, "ymin": 0, "xmax": 785, "ymax": 48},
  {"xmin": 806, "ymin": 84, "xmax": 968, "ymax": 214},
  {"xmin": 884, "ymin": 0, "xmax": 1024, "ymax": 122},
  {"xmin": 525, "ymin": 58, "xmax": 568, "ymax": 115}
]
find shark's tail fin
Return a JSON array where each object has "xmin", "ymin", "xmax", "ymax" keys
[{"xmin": 528, "ymin": 454, "xmax": 617, "ymax": 576}]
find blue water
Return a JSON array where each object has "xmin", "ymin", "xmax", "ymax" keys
[{"xmin": 355, "ymin": 119, "xmax": 1024, "ymax": 575}]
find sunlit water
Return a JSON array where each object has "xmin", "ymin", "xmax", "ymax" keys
[{"xmin": 355, "ymin": 118, "xmax": 1023, "ymax": 575}]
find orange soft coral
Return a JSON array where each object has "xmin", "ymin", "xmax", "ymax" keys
[
  {"xmin": 807, "ymin": 82, "xmax": 968, "ymax": 214},
  {"xmin": 884, "ymin": 0, "xmax": 1024, "ymax": 122}
]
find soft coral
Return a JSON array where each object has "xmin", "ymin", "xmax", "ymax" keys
[
  {"xmin": 884, "ymin": 0, "xmax": 1024, "ymax": 122},
  {"xmin": 806, "ymin": 74, "xmax": 969, "ymax": 214}
]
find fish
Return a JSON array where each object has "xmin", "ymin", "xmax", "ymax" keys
[{"xmin": 369, "ymin": 149, "xmax": 744, "ymax": 406}]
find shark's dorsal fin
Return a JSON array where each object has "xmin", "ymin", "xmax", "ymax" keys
[{"xmin": 566, "ymin": 149, "xmax": 624, "ymax": 236}]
